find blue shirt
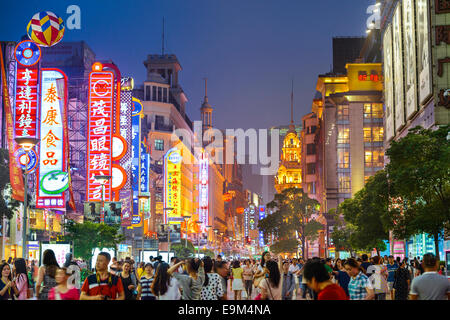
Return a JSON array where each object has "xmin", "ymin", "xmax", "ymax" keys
[
  {"xmin": 336, "ymin": 270, "xmax": 350, "ymax": 297},
  {"xmin": 348, "ymin": 272, "xmax": 373, "ymax": 300},
  {"xmin": 386, "ymin": 263, "xmax": 398, "ymax": 282}
]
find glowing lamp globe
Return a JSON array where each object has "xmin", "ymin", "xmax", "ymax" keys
[{"xmin": 27, "ymin": 11, "xmax": 65, "ymax": 47}]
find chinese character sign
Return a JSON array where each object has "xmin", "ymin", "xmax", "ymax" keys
[
  {"xmin": 199, "ymin": 152, "xmax": 209, "ymax": 231},
  {"xmin": 131, "ymin": 98, "xmax": 142, "ymax": 227},
  {"xmin": 140, "ymin": 142, "xmax": 150, "ymax": 194},
  {"xmin": 164, "ymin": 148, "xmax": 182, "ymax": 225},
  {"xmin": 87, "ymin": 69, "xmax": 114, "ymax": 201},
  {"xmin": 36, "ymin": 69, "xmax": 67, "ymax": 208},
  {"xmin": 15, "ymin": 66, "xmax": 38, "ymax": 138},
  {"xmin": 258, "ymin": 206, "xmax": 266, "ymax": 247}
]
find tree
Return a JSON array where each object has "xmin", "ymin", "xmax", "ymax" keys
[
  {"xmin": 339, "ymin": 170, "xmax": 390, "ymax": 255},
  {"xmin": 258, "ymin": 187, "xmax": 321, "ymax": 259},
  {"xmin": 386, "ymin": 125, "xmax": 450, "ymax": 260},
  {"xmin": 329, "ymin": 208, "xmax": 355, "ymax": 256},
  {"xmin": 269, "ymin": 239, "xmax": 298, "ymax": 254},
  {"xmin": 62, "ymin": 220, "xmax": 125, "ymax": 268},
  {"xmin": 0, "ymin": 148, "xmax": 21, "ymax": 221}
]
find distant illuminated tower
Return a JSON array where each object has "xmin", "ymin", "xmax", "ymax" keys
[
  {"xmin": 275, "ymin": 81, "xmax": 302, "ymax": 193},
  {"xmin": 200, "ymin": 78, "xmax": 213, "ymax": 132}
]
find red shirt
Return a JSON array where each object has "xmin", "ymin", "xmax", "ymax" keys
[
  {"xmin": 49, "ymin": 287, "xmax": 80, "ymax": 300},
  {"xmin": 81, "ymin": 274, "xmax": 124, "ymax": 300},
  {"xmin": 318, "ymin": 283, "xmax": 349, "ymax": 300}
]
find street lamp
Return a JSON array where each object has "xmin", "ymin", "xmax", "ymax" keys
[
  {"xmin": 15, "ymin": 137, "xmax": 39, "ymax": 259},
  {"xmin": 94, "ymin": 175, "xmax": 111, "ymax": 223},
  {"xmin": 183, "ymin": 215, "xmax": 192, "ymax": 248},
  {"xmin": 163, "ymin": 207, "xmax": 173, "ymax": 262}
]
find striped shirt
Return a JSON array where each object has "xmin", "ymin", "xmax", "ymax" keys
[
  {"xmin": 348, "ymin": 272, "xmax": 373, "ymax": 300},
  {"xmin": 139, "ymin": 276, "xmax": 156, "ymax": 299}
]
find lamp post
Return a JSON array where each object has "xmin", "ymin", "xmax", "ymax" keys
[
  {"xmin": 183, "ymin": 215, "xmax": 192, "ymax": 248},
  {"xmin": 93, "ymin": 175, "xmax": 111, "ymax": 224},
  {"xmin": 205, "ymin": 225, "xmax": 212, "ymax": 253},
  {"xmin": 213, "ymin": 229, "xmax": 218, "ymax": 256},
  {"xmin": 163, "ymin": 207, "xmax": 173, "ymax": 262},
  {"xmin": 14, "ymin": 137, "xmax": 39, "ymax": 259}
]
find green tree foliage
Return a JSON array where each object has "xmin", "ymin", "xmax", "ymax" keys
[
  {"xmin": 386, "ymin": 125, "xmax": 450, "ymax": 260},
  {"xmin": 0, "ymin": 149, "xmax": 21, "ymax": 220},
  {"xmin": 171, "ymin": 240, "xmax": 195, "ymax": 259},
  {"xmin": 258, "ymin": 187, "xmax": 321, "ymax": 259},
  {"xmin": 339, "ymin": 170, "xmax": 390, "ymax": 255},
  {"xmin": 270, "ymin": 239, "xmax": 298, "ymax": 254},
  {"xmin": 329, "ymin": 208, "xmax": 354, "ymax": 253},
  {"xmin": 62, "ymin": 220, "xmax": 125, "ymax": 267}
]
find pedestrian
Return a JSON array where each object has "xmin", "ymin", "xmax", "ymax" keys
[
  {"xmin": 12, "ymin": 258, "xmax": 32, "ymax": 300},
  {"xmin": 409, "ymin": 253, "xmax": 450, "ymax": 300},
  {"xmin": 109, "ymin": 257, "xmax": 119, "ymax": 275},
  {"xmin": 360, "ymin": 254, "xmax": 372, "ymax": 276},
  {"xmin": 386, "ymin": 255, "xmax": 398, "ymax": 300},
  {"xmin": 393, "ymin": 258, "xmax": 410, "ymax": 300},
  {"xmin": 253, "ymin": 251, "xmax": 271, "ymax": 290},
  {"xmin": 80, "ymin": 252, "xmax": 125, "ymax": 300},
  {"xmin": 303, "ymin": 260, "xmax": 348, "ymax": 300},
  {"xmin": 332, "ymin": 259, "xmax": 351, "ymax": 298},
  {"xmin": 168, "ymin": 258, "xmax": 205, "ymax": 300},
  {"xmin": 281, "ymin": 261, "xmax": 295, "ymax": 300},
  {"xmin": 152, "ymin": 263, "xmax": 181, "ymax": 300},
  {"xmin": 117, "ymin": 260, "xmax": 137, "ymax": 300},
  {"xmin": 36, "ymin": 249, "xmax": 59, "ymax": 300},
  {"xmin": 137, "ymin": 263, "xmax": 156, "ymax": 300},
  {"xmin": 231, "ymin": 260, "xmax": 244, "ymax": 300},
  {"xmin": 258, "ymin": 257, "xmax": 283, "ymax": 300},
  {"xmin": 242, "ymin": 259, "xmax": 254, "ymax": 299},
  {"xmin": 214, "ymin": 260, "xmax": 229, "ymax": 300},
  {"xmin": 0, "ymin": 263, "xmax": 18, "ymax": 300},
  {"xmin": 344, "ymin": 258, "xmax": 374, "ymax": 300},
  {"xmin": 200, "ymin": 256, "xmax": 224, "ymax": 300},
  {"xmin": 369, "ymin": 256, "xmax": 388, "ymax": 300},
  {"xmin": 48, "ymin": 268, "xmax": 80, "ymax": 300}
]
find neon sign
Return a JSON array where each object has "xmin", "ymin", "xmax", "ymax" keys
[
  {"xmin": 199, "ymin": 152, "xmax": 209, "ymax": 231},
  {"xmin": 164, "ymin": 147, "xmax": 182, "ymax": 225},
  {"xmin": 86, "ymin": 63, "xmax": 114, "ymax": 202}
]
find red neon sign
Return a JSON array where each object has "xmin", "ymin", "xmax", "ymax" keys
[
  {"xmin": 87, "ymin": 66, "xmax": 114, "ymax": 202},
  {"xmin": 15, "ymin": 66, "xmax": 38, "ymax": 138}
]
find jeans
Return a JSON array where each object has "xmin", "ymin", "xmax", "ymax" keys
[
  {"xmin": 244, "ymin": 280, "xmax": 253, "ymax": 298},
  {"xmin": 375, "ymin": 293, "xmax": 386, "ymax": 300},
  {"xmin": 301, "ymin": 283, "xmax": 312, "ymax": 299}
]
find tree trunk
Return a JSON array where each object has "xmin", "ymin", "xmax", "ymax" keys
[
  {"xmin": 376, "ymin": 247, "xmax": 380, "ymax": 257},
  {"xmin": 433, "ymin": 233, "xmax": 440, "ymax": 261},
  {"xmin": 301, "ymin": 235, "xmax": 306, "ymax": 260}
]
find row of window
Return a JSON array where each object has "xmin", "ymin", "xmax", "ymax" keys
[
  {"xmin": 145, "ymin": 85, "xmax": 169, "ymax": 103},
  {"xmin": 337, "ymin": 103, "xmax": 383, "ymax": 120},
  {"xmin": 337, "ymin": 126, "xmax": 384, "ymax": 144}
]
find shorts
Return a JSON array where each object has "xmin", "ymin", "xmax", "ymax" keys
[
  {"xmin": 232, "ymin": 279, "xmax": 244, "ymax": 291},
  {"xmin": 387, "ymin": 281, "xmax": 394, "ymax": 291}
]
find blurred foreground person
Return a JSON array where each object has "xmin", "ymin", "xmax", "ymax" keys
[{"xmin": 303, "ymin": 260, "xmax": 348, "ymax": 300}]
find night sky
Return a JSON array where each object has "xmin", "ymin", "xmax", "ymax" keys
[{"xmin": 1, "ymin": 0, "xmax": 373, "ymax": 130}]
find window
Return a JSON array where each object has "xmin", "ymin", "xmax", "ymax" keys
[
  {"xmin": 145, "ymin": 86, "xmax": 151, "ymax": 101},
  {"xmin": 68, "ymin": 116, "xmax": 73, "ymax": 129},
  {"xmin": 307, "ymin": 163, "xmax": 316, "ymax": 175},
  {"xmin": 155, "ymin": 139, "xmax": 164, "ymax": 151},
  {"xmin": 365, "ymin": 127, "xmax": 384, "ymax": 142},
  {"xmin": 307, "ymin": 182, "xmax": 316, "ymax": 194},
  {"xmin": 157, "ymin": 87, "xmax": 162, "ymax": 102},
  {"xmin": 307, "ymin": 144, "xmax": 316, "ymax": 155},
  {"xmin": 163, "ymin": 88, "xmax": 168, "ymax": 102},
  {"xmin": 337, "ymin": 149, "xmax": 350, "ymax": 168},
  {"xmin": 337, "ymin": 105, "xmax": 349, "ymax": 120},
  {"xmin": 337, "ymin": 126, "xmax": 350, "ymax": 144},
  {"xmin": 364, "ymin": 176, "xmax": 371, "ymax": 184},
  {"xmin": 310, "ymin": 126, "xmax": 317, "ymax": 134},
  {"xmin": 364, "ymin": 103, "xmax": 383, "ymax": 119},
  {"xmin": 338, "ymin": 172, "xmax": 351, "ymax": 193},
  {"xmin": 152, "ymin": 86, "xmax": 157, "ymax": 101},
  {"xmin": 365, "ymin": 149, "xmax": 384, "ymax": 167}
]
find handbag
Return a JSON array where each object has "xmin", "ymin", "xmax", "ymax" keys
[{"xmin": 253, "ymin": 275, "xmax": 264, "ymax": 287}]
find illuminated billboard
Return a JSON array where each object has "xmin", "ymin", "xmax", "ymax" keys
[
  {"xmin": 164, "ymin": 147, "xmax": 182, "ymax": 225},
  {"xmin": 392, "ymin": 3, "xmax": 405, "ymax": 133},
  {"xmin": 131, "ymin": 97, "xmax": 143, "ymax": 228},
  {"xmin": 199, "ymin": 151, "xmax": 209, "ymax": 230},
  {"xmin": 416, "ymin": 0, "xmax": 432, "ymax": 106},
  {"xmin": 403, "ymin": 0, "xmax": 418, "ymax": 120},
  {"xmin": 258, "ymin": 206, "xmax": 266, "ymax": 247},
  {"xmin": 86, "ymin": 63, "xmax": 114, "ymax": 202},
  {"xmin": 36, "ymin": 69, "xmax": 68, "ymax": 209}
]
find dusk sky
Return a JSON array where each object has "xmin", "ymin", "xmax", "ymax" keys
[{"xmin": 1, "ymin": 0, "xmax": 373, "ymax": 131}]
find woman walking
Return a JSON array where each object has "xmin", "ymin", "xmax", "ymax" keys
[
  {"xmin": 393, "ymin": 259, "xmax": 411, "ymax": 300},
  {"xmin": 258, "ymin": 256, "xmax": 283, "ymax": 300},
  {"xmin": 117, "ymin": 261, "xmax": 137, "ymax": 300},
  {"xmin": 344, "ymin": 258, "xmax": 374, "ymax": 300},
  {"xmin": 254, "ymin": 251, "xmax": 271, "ymax": 293},
  {"xmin": 152, "ymin": 263, "xmax": 181, "ymax": 300},
  {"xmin": 231, "ymin": 260, "xmax": 244, "ymax": 300},
  {"xmin": 0, "ymin": 263, "xmax": 18, "ymax": 300},
  {"xmin": 242, "ymin": 260, "xmax": 254, "ymax": 299},
  {"xmin": 369, "ymin": 256, "xmax": 389, "ymax": 300},
  {"xmin": 137, "ymin": 263, "xmax": 156, "ymax": 300},
  {"xmin": 36, "ymin": 249, "xmax": 59, "ymax": 300},
  {"xmin": 168, "ymin": 258, "xmax": 205, "ymax": 300},
  {"xmin": 48, "ymin": 268, "xmax": 80, "ymax": 300},
  {"xmin": 200, "ymin": 256, "xmax": 224, "ymax": 300},
  {"xmin": 13, "ymin": 258, "xmax": 31, "ymax": 300}
]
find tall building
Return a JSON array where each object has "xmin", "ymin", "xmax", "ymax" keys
[{"xmin": 380, "ymin": 0, "xmax": 449, "ymax": 258}]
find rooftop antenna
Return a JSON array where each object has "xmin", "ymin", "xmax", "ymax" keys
[
  {"xmin": 290, "ymin": 78, "xmax": 294, "ymax": 125},
  {"xmin": 203, "ymin": 77, "xmax": 208, "ymax": 102},
  {"xmin": 162, "ymin": 17, "xmax": 165, "ymax": 55}
]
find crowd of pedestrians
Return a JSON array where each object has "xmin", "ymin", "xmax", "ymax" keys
[{"xmin": 0, "ymin": 250, "xmax": 448, "ymax": 300}]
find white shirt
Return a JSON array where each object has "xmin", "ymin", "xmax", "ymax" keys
[
  {"xmin": 158, "ymin": 278, "xmax": 181, "ymax": 300},
  {"xmin": 289, "ymin": 264, "xmax": 299, "ymax": 273}
]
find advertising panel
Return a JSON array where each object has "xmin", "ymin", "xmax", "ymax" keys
[
  {"xmin": 164, "ymin": 147, "xmax": 183, "ymax": 225},
  {"xmin": 40, "ymin": 242, "xmax": 71, "ymax": 267},
  {"xmin": 392, "ymin": 3, "xmax": 405, "ymax": 132},
  {"xmin": 416, "ymin": 0, "xmax": 432, "ymax": 105},
  {"xmin": 86, "ymin": 66, "xmax": 114, "ymax": 202},
  {"xmin": 199, "ymin": 152, "xmax": 209, "ymax": 230},
  {"xmin": 258, "ymin": 205, "xmax": 266, "ymax": 247},
  {"xmin": 36, "ymin": 69, "xmax": 67, "ymax": 208},
  {"xmin": 84, "ymin": 201, "xmax": 121, "ymax": 225},
  {"xmin": 403, "ymin": 0, "xmax": 418, "ymax": 120},
  {"xmin": 131, "ymin": 98, "xmax": 143, "ymax": 227},
  {"xmin": 14, "ymin": 66, "xmax": 38, "ymax": 138},
  {"xmin": 383, "ymin": 24, "xmax": 395, "ymax": 142}
]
